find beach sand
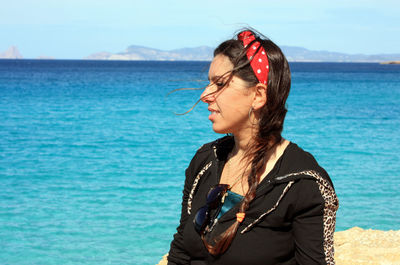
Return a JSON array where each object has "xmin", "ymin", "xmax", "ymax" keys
[{"xmin": 158, "ymin": 227, "xmax": 400, "ymax": 265}]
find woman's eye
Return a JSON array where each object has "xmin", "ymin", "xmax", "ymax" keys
[{"xmin": 216, "ymin": 82, "xmax": 225, "ymax": 88}]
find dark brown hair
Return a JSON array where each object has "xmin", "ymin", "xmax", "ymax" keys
[{"xmin": 202, "ymin": 29, "xmax": 291, "ymax": 255}]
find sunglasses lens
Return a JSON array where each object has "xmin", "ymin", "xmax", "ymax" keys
[
  {"xmin": 193, "ymin": 184, "xmax": 229, "ymax": 234},
  {"xmin": 194, "ymin": 205, "xmax": 209, "ymax": 233},
  {"xmin": 206, "ymin": 184, "xmax": 228, "ymax": 205}
]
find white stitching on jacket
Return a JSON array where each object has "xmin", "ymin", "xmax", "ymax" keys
[
  {"xmin": 240, "ymin": 180, "xmax": 295, "ymax": 233},
  {"xmin": 187, "ymin": 161, "xmax": 212, "ymax": 215}
]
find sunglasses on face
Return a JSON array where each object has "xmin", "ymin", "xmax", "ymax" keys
[{"xmin": 193, "ymin": 184, "xmax": 230, "ymax": 234}]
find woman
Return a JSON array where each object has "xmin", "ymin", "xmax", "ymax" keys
[{"xmin": 167, "ymin": 29, "xmax": 339, "ymax": 265}]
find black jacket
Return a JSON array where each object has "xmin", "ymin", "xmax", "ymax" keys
[{"xmin": 168, "ymin": 136, "xmax": 339, "ymax": 265}]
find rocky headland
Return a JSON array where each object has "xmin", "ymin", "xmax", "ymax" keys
[{"xmin": 157, "ymin": 227, "xmax": 400, "ymax": 265}]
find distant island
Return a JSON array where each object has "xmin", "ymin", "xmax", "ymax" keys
[
  {"xmin": 0, "ymin": 46, "xmax": 54, "ymax": 60},
  {"xmin": 1, "ymin": 45, "xmax": 400, "ymax": 63},
  {"xmin": 0, "ymin": 46, "xmax": 23, "ymax": 59},
  {"xmin": 380, "ymin": 61, "xmax": 400, "ymax": 64}
]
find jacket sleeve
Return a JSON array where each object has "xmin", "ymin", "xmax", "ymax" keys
[
  {"xmin": 167, "ymin": 155, "xmax": 199, "ymax": 265},
  {"xmin": 292, "ymin": 178, "xmax": 338, "ymax": 265}
]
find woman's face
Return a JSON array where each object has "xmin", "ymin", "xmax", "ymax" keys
[{"xmin": 201, "ymin": 54, "xmax": 255, "ymax": 135}]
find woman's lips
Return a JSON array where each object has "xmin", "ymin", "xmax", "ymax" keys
[{"xmin": 208, "ymin": 108, "xmax": 219, "ymax": 121}]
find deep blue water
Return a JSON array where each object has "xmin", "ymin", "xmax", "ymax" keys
[{"xmin": 0, "ymin": 59, "xmax": 399, "ymax": 264}]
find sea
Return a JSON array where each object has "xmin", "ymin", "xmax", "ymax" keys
[{"xmin": 0, "ymin": 59, "xmax": 399, "ymax": 265}]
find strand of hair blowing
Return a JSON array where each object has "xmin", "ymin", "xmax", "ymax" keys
[{"xmin": 202, "ymin": 31, "xmax": 291, "ymax": 255}]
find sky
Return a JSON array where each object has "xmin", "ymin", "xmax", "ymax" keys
[{"xmin": 1, "ymin": 0, "xmax": 399, "ymax": 59}]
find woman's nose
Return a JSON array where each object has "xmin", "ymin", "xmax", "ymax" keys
[{"xmin": 200, "ymin": 84, "xmax": 216, "ymax": 103}]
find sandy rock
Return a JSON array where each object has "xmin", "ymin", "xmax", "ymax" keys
[
  {"xmin": 158, "ymin": 227, "xmax": 400, "ymax": 265},
  {"xmin": 335, "ymin": 227, "xmax": 400, "ymax": 265},
  {"xmin": 157, "ymin": 254, "xmax": 168, "ymax": 265}
]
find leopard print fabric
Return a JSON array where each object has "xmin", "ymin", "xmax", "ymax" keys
[{"xmin": 306, "ymin": 170, "xmax": 339, "ymax": 265}]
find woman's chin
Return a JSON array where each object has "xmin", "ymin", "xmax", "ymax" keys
[{"xmin": 211, "ymin": 125, "xmax": 230, "ymax": 135}]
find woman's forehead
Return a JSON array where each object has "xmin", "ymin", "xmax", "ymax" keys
[{"xmin": 208, "ymin": 54, "xmax": 234, "ymax": 80}]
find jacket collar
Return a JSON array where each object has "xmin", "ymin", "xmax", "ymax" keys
[{"xmin": 211, "ymin": 135, "xmax": 235, "ymax": 162}]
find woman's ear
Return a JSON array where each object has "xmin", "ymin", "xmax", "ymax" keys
[{"xmin": 252, "ymin": 83, "xmax": 267, "ymax": 111}]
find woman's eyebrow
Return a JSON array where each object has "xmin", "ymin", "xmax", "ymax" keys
[{"xmin": 208, "ymin": 75, "xmax": 224, "ymax": 82}]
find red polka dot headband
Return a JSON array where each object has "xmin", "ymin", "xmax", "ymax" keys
[{"xmin": 238, "ymin": 31, "xmax": 270, "ymax": 85}]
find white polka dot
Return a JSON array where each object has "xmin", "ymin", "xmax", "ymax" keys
[
  {"xmin": 253, "ymin": 46, "xmax": 257, "ymax": 50},
  {"xmin": 264, "ymin": 81, "xmax": 267, "ymax": 84},
  {"xmin": 261, "ymin": 51, "xmax": 265, "ymax": 55},
  {"xmin": 257, "ymin": 69, "xmax": 261, "ymax": 74},
  {"xmin": 258, "ymin": 58, "xmax": 262, "ymax": 62},
  {"xmin": 266, "ymin": 65, "xmax": 269, "ymax": 69}
]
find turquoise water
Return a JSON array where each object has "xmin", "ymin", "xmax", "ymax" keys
[{"xmin": 0, "ymin": 60, "xmax": 399, "ymax": 264}]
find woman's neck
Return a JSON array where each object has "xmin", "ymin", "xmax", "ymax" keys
[
  {"xmin": 232, "ymin": 130, "xmax": 254, "ymax": 158},
  {"xmin": 231, "ymin": 134, "xmax": 289, "ymax": 174}
]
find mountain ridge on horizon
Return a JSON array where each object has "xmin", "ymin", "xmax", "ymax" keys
[
  {"xmin": 84, "ymin": 45, "xmax": 400, "ymax": 62},
  {"xmin": 1, "ymin": 45, "xmax": 400, "ymax": 63}
]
